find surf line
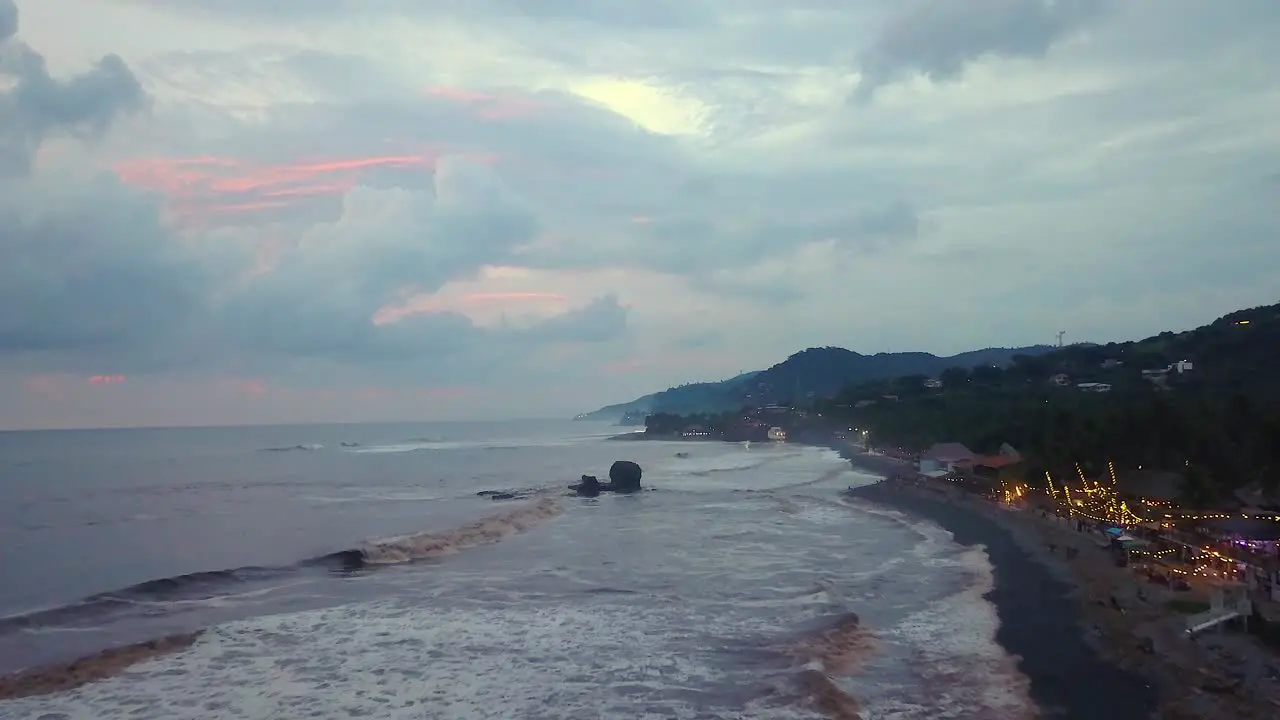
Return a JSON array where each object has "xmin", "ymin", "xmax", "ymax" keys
[{"xmin": 0, "ymin": 497, "xmax": 563, "ymax": 635}]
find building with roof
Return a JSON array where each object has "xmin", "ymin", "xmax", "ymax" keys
[{"xmin": 917, "ymin": 442, "xmax": 975, "ymax": 477}]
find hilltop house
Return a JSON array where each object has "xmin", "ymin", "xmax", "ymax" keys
[{"xmin": 1142, "ymin": 360, "xmax": 1195, "ymax": 385}]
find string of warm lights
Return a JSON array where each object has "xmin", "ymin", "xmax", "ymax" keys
[{"xmin": 999, "ymin": 459, "xmax": 1271, "ymax": 582}]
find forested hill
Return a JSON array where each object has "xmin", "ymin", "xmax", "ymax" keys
[
  {"xmin": 817, "ymin": 302, "xmax": 1280, "ymax": 499},
  {"xmin": 575, "ymin": 344, "xmax": 1055, "ymax": 422}
]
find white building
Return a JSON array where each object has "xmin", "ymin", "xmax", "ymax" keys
[
  {"xmin": 1076, "ymin": 382, "xmax": 1112, "ymax": 393},
  {"xmin": 767, "ymin": 427, "xmax": 787, "ymax": 442}
]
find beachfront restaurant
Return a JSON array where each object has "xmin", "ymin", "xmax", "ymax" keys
[{"xmin": 1196, "ymin": 517, "xmax": 1280, "ymax": 602}]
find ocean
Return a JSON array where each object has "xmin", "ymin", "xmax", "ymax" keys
[{"xmin": 0, "ymin": 420, "xmax": 1035, "ymax": 719}]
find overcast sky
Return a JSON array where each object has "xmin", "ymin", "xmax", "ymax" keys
[{"xmin": 1, "ymin": 0, "xmax": 1277, "ymax": 429}]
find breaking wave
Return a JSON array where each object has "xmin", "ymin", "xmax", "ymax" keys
[
  {"xmin": 0, "ymin": 498, "xmax": 561, "ymax": 635},
  {"xmin": 259, "ymin": 444, "xmax": 323, "ymax": 452}
]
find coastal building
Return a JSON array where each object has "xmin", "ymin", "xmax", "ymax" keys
[
  {"xmin": 1101, "ymin": 358, "xmax": 1124, "ymax": 369},
  {"xmin": 767, "ymin": 426, "xmax": 787, "ymax": 442},
  {"xmin": 681, "ymin": 425, "xmax": 711, "ymax": 438},
  {"xmin": 923, "ymin": 378, "xmax": 943, "ymax": 389},
  {"xmin": 918, "ymin": 442, "xmax": 976, "ymax": 478},
  {"xmin": 1050, "ymin": 373, "xmax": 1070, "ymax": 386},
  {"xmin": 1076, "ymin": 382, "xmax": 1112, "ymax": 393},
  {"xmin": 1194, "ymin": 517, "xmax": 1280, "ymax": 602},
  {"xmin": 957, "ymin": 452, "xmax": 1025, "ymax": 491}
]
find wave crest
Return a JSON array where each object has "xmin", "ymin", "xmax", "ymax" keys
[
  {"xmin": 0, "ymin": 498, "xmax": 561, "ymax": 635},
  {"xmin": 358, "ymin": 496, "xmax": 561, "ymax": 564}
]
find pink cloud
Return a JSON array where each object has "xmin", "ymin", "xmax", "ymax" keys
[
  {"xmin": 114, "ymin": 150, "xmax": 499, "ymax": 224},
  {"xmin": 87, "ymin": 374, "xmax": 126, "ymax": 384}
]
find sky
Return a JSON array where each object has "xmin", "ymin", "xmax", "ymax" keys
[{"xmin": 1, "ymin": 0, "xmax": 1277, "ymax": 429}]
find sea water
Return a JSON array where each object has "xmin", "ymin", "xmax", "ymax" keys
[{"xmin": 0, "ymin": 420, "xmax": 1034, "ymax": 719}]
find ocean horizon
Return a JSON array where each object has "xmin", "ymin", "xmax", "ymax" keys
[{"xmin": 0, "ymin": 419, "xmax": 1035, "ymax": 719}]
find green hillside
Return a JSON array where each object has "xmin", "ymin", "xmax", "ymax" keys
[{"xmin": 577, "ymin": 344, "xmax": 1055, "ymax": 422}]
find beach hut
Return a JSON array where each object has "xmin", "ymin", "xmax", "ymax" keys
[{"xmin": 918, "ymin": 443, "xmax": 975, "ymax": 476}]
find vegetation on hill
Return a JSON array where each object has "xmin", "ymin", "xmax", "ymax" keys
[
  {"xmin": 577, "ymin": 345, "xmax": 1054, "ymax": 422},
  {"xmin": 817, "ymin": 303, "xmax": 1280, "ymax": 499},
  {"xmin": 574, "ymin": 372, "xmax": 761, "ymax": 423}
]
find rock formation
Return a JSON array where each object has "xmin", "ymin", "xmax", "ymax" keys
[
  {"xmin": 605, "ymin": 460, "xmax": 643, "ymax": 493},
  {"xmin": 571, "ymin": 474, "xmax": 601, "ymax": 497},
  {"xmin": 568, "ymin": 462, "xmax": 642, "ymax": 496}
]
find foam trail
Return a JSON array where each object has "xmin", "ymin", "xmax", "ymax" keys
[
  {"xmin": 787, "ymin": 613, "xmax": 878, "ymax": 677},
  {"xmin": 357, "ymin": 496, "xmax": 561, "ymax": 564}
]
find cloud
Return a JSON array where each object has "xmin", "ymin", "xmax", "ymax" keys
[
  {"xmin": 0, "ymin": 0, "xmax": 14, "ymax": 42},
  {"xmin": 0, "ymin": 2, "xmax": 144, "ymax": 174},
  {"xmin": 1, "ymin": 0, "xmax": 1279, "ymax": 427},
  {"xmin": 0, "ymin": 175, "xmax": 222, "ymax": 372},
  {"xmin": 855, "ymin": 0, "xmax": 1106, "ymax": 100}
]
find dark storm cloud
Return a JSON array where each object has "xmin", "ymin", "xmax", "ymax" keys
[
  {"xmin": 855, "ymin": 0, "xmax": 1106, "ymax": 100},
  {"xmin": 0, "ymin": 1, "xmax": 145, "ymax": 174}
]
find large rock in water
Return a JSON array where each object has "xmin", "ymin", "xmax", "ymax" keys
[{"xmin": 607, "ymin": 460, "xmax": 642, "ymax": 493}]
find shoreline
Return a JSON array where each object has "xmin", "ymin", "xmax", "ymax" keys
[
  {"xmin": 845, "ymin": 473, "xmax": 1280, "ymax": 719},
  {"xmin": 845, "ymin": 479, "xmax": 1158, "ymax": 719}
]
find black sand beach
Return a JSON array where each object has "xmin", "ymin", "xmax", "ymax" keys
[{"xmin": 846, "ymin": 480, "xmax": 1159, "ymax": 719}]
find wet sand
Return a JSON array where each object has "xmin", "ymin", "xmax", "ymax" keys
[{"xmin": 0, "ymin": 632, "xmax": 201, "ymax": 700}]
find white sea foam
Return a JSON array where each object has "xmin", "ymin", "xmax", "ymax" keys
[
  {"xmin": 863, "ymin": 546, "xmax": 1038, "ymax": 720},
  {"xmin": 349, "ymin": 433, "xmax": 616, "ymax": 454},
  {"xmin": 4, "ymin": 599, "xmax": 831, "ymax": 720},
  {"xmin": 656, "ymin": 446, "xmax": 852, "ymax": 493}
]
